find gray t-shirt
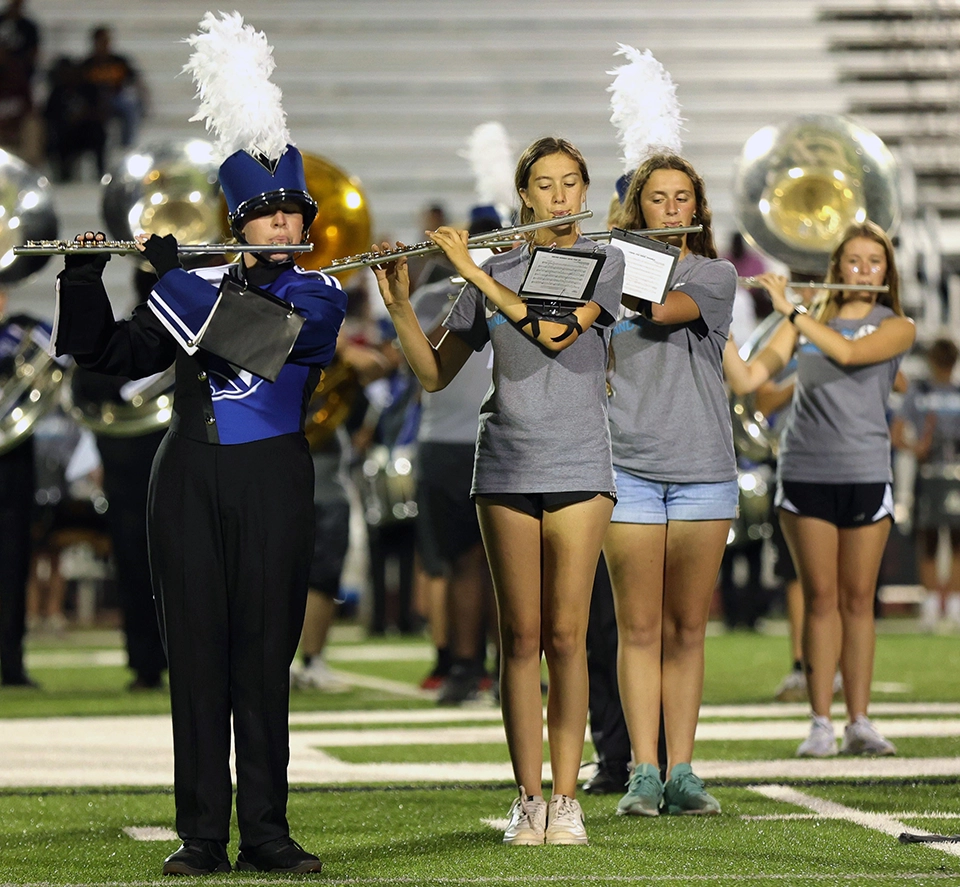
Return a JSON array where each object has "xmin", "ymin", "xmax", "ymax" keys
[
  {"xmin": 411, "ymin": 278, "xmax": 491, "ymax": 445},
  {"xmin": 898, "ymin": 379, "xmax": 960, "ymax": 466},
  {"xmin": 607, "ymin": 253, "xmax": 737, "ymax": 483},
  {"xmin": 443, "ymin": 237, "xmax": 625, "ymax": 495},
  {"xmin": 779, "ymin": 303, "xmax": 903, "ymax": 483}
]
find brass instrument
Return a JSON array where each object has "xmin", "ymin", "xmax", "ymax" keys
[
  {"xmin": 739, "ymin": 276, "xmax": 889, "ymax": 294},
  {"xmin": 296, "ymin": 152, "xmax": 372, "ymax": 279},
  {"xmin": 0, "ymin": 148, "xmax": 58, "ymax": 284},
  {"xmin": 728, "ymin": 113, "xmax": 902, "ymax": 473},
  {"xmin": 303, "ymin": 357, "xmax": 358, "ymax": 450},
  {"xmin": 101, "ymin": 139, "xmax": 225, "ymax": 251},
  {"xmin": 63, "ymin": 368, "xmax": 175, "ymax": 438},
  {"xmin": 320, "ymin": 211, "xmax": 594, "ymax": 274},
  {"xmin": 0, "ymin": 319, "xmax": 66, "ymax": 456},
  {"xmin": 733, "ymin": 113, "xmax": 900, "ymax": 276},
  {"xmin": 0, "ymin": 151, "xmax": 62, "ymax": 454},
  {"xmin": 14, "ymin": 241, "xmax": 311, "ymax": 256}
]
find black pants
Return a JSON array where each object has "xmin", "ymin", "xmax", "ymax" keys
[
  {"xmin": 97, "ymin": 431, "xmax": 167, "ymax": 681},
  {"xmin": 148, "ymin": 432, "xmax": 314, "ymax": 848},
  {"xmin": 0, "ymin": 439, "xmax": 34, "ymax": 683},
  {"xmin": 586, "ymin": 554, "xmax": 631, "ymax": 784}
]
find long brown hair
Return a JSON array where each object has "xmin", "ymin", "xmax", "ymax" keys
[
  {"xmin": 619, "ymin": 153, "xmax": 717, "ymax": 258},
  {"xmin": 514, "ymin": 137, "xmax": 590, "ymax": 226},
  {"xmin": 813, "ymin": 220, "xmax": 902, "ymax": 322}
]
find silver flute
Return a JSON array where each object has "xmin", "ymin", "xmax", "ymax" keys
[
  {"xmin": 13, "ymin": 241, "xmax": 313, "ymax": 256},
  {"xmin": 319, "ymin": 211, "xmax": 594, "ymax": 274}
]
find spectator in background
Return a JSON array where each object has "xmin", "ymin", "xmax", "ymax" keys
[
  {"xmin": 891, "ymin": 337, "xmax": 960, "ymax": 631},
  {"xmin": 79, "ymin": 25, "xmax": 146, "ymax": 152},
  {"xmin": 0, "ymin": 0, "xmax": 40, "ymax": 163},
  {"xmin": 725, "ymin": 231, "xmax": 772, "ymax": 325},
  {"xmin": 44, "ymin": 56, "xmax": 105, "ymax": 181}
]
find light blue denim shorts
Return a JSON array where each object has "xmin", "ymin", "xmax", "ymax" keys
[{"xmin": 610, "ymin": 466, "xmax": 740, "ymax": 525}]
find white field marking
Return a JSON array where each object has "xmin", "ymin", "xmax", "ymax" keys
[
  {"xmin": 744, "ymin": 812, "xmax": 960, "ymax": 821},
  {"xmin": 325, "ymin": 644, "xmax": 434, "ymax": 662},
  {"xmin": 749, "ymin": 784, "xmax": 960, "ymax": 858},
  {"xmin": 697, "ymin": 758, "xmax": 960, "ymax": 779},
  {"xmin": 293, "ymin": 718, "xmax": 960, "ymax": 746},
  {"xmin": 317, "ymin": 670, "xmax": 430, "ymax": 699},
  {"xmin": 698, "ymin": 702, "xmax": 960, "ymax": 719},
  {"xmin": 123, "ymin": 826, "xmax": 178, "ymax": 841},
  {"xmin": 301, "ymin": 725, "xmax": 507, "ymax": 746},
  {"xmin": 290, "ymin": 709, "xmax": 504, "ymax": 726},
  {"xmin": 481, "ymin": 816, "xmax": 510, "ymax": 831},
  {"xmin": 694, "ymin": 718, "xmax": 960, "ymax": 741},
  {"xmin": 287, "ymin": 702, "xmax": 960, "ymax": 729}
]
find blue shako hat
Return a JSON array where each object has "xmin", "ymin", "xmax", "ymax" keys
[
  {"xmin": 219, "ymin": 144, "xmax": 318, "ymax": 237},
  {"xmin": 615, "ymin": 171, "xmax": 634, "ymax": 204}
]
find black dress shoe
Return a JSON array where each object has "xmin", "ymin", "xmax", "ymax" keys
[
  {"xmin": 1, "ymin": 672, "xmax": 40, "ymax": 689},
  {"xmin": 162, "ymin": 839, "xmax": 231, "ymax": 876},
  {"xmin": 583, "ymin": 766, "xmax": 628, "ymax": 795},
  {"xmin": 236, "ymin": 836, "xmax": 322, "ymax": 873}
]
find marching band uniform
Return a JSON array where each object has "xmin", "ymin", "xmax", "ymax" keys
[{"xmin": 52, "ymin": 144, "xmax": 345, "ymax": 875}]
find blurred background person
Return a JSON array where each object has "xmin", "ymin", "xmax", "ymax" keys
[
  {"xmin": 71, "ymin": 267, "xmax": 168, "ymax": 690},
  {"xmin": 891, "ymin": 336, "xmax": 960, "ymax": 632},
  {"xmin": 79, "ymin": 25, "xmax": 147, "ymax": 162}
]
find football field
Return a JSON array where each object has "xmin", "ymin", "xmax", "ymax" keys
[{"xmin": 1, "ymin": 626, "xmax": 959, "ymax": 886}]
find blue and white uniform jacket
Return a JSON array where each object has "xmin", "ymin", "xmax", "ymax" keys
[{"xmin": 52, "ymin": 262, "xmax": 346, "ymax": 445}]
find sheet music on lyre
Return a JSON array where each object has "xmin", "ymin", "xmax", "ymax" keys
[
  {"xmin": 518, "ymin": 247, "xmax": 606, "ymax": 306},
  {"xmin": 609, "ymin": 227, "xmax": 680, "ymax": 310}
]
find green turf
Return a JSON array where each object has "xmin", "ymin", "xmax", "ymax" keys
[
  {"xmin": 4, "ymin": 622, "xmax": 960, "ymax": 885},
  {"xmin": 1, "ymin": 784, "xmax": 958, "ymax": 885}
]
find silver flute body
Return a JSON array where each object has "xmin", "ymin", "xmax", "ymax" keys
[
  {"xmin": 319, "ymin": 211, "xmax": 594, "ymax": 274},
  {"xmin": 13, "ymin": 241, "xmax": 313, "ymax": 256}
]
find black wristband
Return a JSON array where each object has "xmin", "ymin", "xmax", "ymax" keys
[{"xmin": 789, "ymin": 305, "xmax": 808, "ymax": 324}]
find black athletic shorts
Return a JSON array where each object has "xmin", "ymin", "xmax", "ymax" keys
[
  {"xmin": 415, "ymin": 442, "xmax": 481, "ymax": 576},
  {"xmin": 775, "ymin": 480, "xmax": 893, "ymax": 529},
  {"xmin": 477, "ymin": 490, "xmax": 615, "ymax": 519},
  {"xmin": 309, "ymin": 498, "xmax": 351, "ymax": 598}
]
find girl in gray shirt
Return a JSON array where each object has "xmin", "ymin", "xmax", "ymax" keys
[
  {"xmin": 372, "ymin": 137, "xmax": 624, "ymax": 847},
  {"xmin": 603, "ymin": 154, "xmax": 736, "ymax": 820},
  {"xmin": 724, "ymin": 220, "xmax": 915, "ymax": 760}
]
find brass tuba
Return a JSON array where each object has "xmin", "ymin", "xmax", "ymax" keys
[
  {"xmin": 728, "ymin": 114, "xmax": 902, "ymax": 464},
  {"xmin": 0, "ymin": 150, "xmax": 62, "ymax": 454},
  {"xmin": 62, "ymin": 140, "xmax": 226, "ymax": 438},
  {"xmin": 299, "ymin": 152, "xmax": 372, "ymax": 449},
  {"xmin": 733, "ymin": 113, "xmax": 901, "ymax": 276}
]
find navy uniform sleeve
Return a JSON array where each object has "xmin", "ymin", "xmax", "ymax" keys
[{"xmin": 275, "ymin": 270, "xmax": 348, "ymax": 367}]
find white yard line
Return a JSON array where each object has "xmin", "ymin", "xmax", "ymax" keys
[{"xmin": 749, "ymin": 785, "xmax": 960, "ymax": 858}]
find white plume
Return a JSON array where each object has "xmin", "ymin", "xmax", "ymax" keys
[
  {"xmin": 459, "ymin": 122, "xmax": 515, "ymax": 220},
  {"xmin": 607, "ymin": 44, "xmax": 684, "ymax": 172},
  {"xmin": 182, "ymin": 11, "xmax": 291, "ymax": 163}
]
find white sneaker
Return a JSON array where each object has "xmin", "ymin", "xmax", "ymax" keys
[
  {"xmin": 292, "ymin": 658, "xmax": 350, "ymax": 692},
  {"xmin": 841, "ymin": 715, "xmax": 896, "ymax": 756},
  {"xmin": 797, "ymin": 715, "xmax": 838, "ymax": 758},
  {"xmin": 503, "ymin": 786, "xmax": 546, "ymax": 846},
  {"xmin": 774, "ymin": 669, "xmax": 807, "ymax": 702},
  {"xmin": 545, "ymin": 794, "xmax": 588, "ymax": 845}
]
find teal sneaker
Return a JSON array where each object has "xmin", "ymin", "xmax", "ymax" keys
[
  {"xmin": 616, "ymin": 763, "xmax": 663, "ymax": 816},
  {"xmin": 662, "ymin": 763, "xmax": 721, "ymax": 815}
]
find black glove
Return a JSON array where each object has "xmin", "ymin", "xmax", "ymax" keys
[
  {"xmin": 141, "ymin": 233, "xmax": 182, "ymax": 278},
  {"xmin": 62, "ymin": 232, "xmax": 111, "ymax": 282}
]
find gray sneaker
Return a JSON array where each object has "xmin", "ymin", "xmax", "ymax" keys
[
  {"xmin": 616, "ymin": 763, "xmax": 663, "ymax": 816},
  {"xmin": 502, "ymin": 786, "xmax": 546, "ymax": 846},
  {"xmin": 841, "ymin": 715, "xmax": 896, "ymax": 756},
  {"xmin": 797, "ymin": 715, "xmax": 838, "ymax": 757}
]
